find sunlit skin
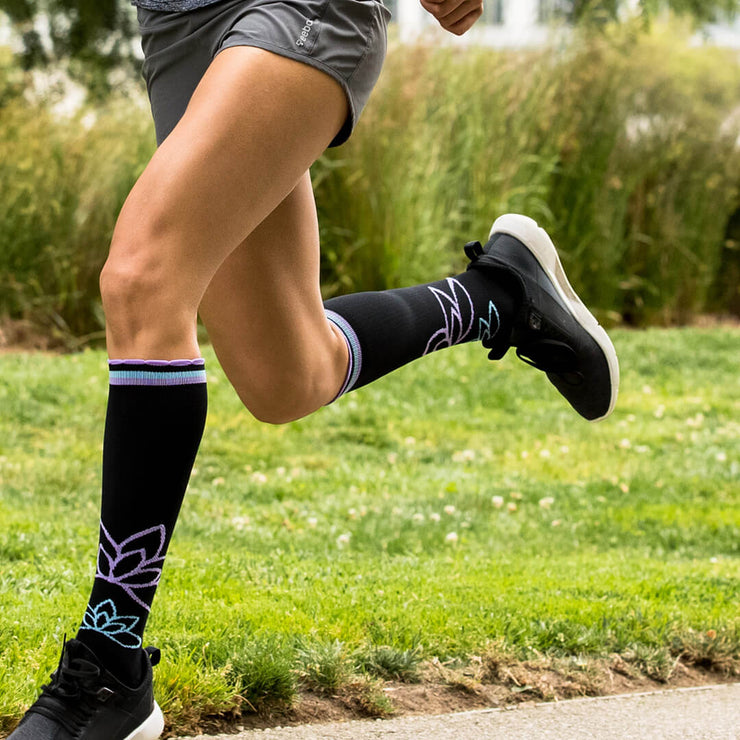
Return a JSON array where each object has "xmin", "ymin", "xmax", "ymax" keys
[
  {"xmin": 420, "ymin": 0, "xmax": 484, "ymax": 35},
  {"xmin": 101, "ymin": 1, "xmax": 483, "ymax": 425}
]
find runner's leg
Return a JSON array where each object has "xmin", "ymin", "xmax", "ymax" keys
[
  {"xmin": 80, "ymin": 46, "xmax": 349, "ymax": 680},
  {"xmin": 198, "ymin": 172, "xmax": 348, "ymax": 424}
]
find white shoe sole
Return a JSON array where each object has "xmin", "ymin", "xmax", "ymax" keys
[
  {"xmin": 489, "ymin": 214, "xmax": 620, "ymax": 422},
  {"xmin": 123, "ymin": 703, "xmax": 164, "ymax": 740}
]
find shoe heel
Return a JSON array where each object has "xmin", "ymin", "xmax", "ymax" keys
[
  {"xmin": 489, "ymin": 214, "xmax": 596, "ymax": 328},
  {"xmin": 123, "ymin": 703, "xmax": 165, "ymax": 740},
  {"xmin": 489, "ymin": 213, "xmax": 620, "ymax": 421},
  {"xmin": 490, "ymin": 215, "xmax": 567, "ymax": 291}
]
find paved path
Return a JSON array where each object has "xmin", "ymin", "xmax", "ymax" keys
[{"xmin": 178, "ymin": 683, "xmax": 740, "ymax": 739}]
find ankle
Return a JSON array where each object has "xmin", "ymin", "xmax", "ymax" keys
[{"xmin": 75, "ymin": 631, "xmax": 144, "ymax": 686}]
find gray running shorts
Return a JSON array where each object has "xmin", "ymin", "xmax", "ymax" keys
[{"xmin": 137, "ymin": 0, "xmax": 391, "ymax": 147}]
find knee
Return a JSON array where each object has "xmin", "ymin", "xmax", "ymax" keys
[
  {"xmin": 100, "ymin": 253, "xmax": 157, "ymax": 317},
  {"xmin": 221, "ymin": 326, "xmax": 347, "ymax": 424},
  {"xmin": 232, "ymin": 367, "xmax": 331, "ymax": 425},
  {"xmin": 101, "ymin": 250, "xmax": 161, "ymax": 327},
  {"xmin": 99, "ymin": 240, "xmax": 193, "ymax": 354}
]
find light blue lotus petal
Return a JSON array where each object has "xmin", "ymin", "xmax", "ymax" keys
[
  {"xmin": 105, "ymin": 616, "xmax": 140, "ymax": 634},
  {"xmin": 80, "ymin": 600, "xmax": 142, "ymax": 649},
  {"xmin": 111, "ymin": 630, "xmax": 143, "ymax": 649}
]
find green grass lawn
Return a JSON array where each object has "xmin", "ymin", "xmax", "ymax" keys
[{"xmin": 0, "ymin": 328, "xmax": 738, "ymax": 733}]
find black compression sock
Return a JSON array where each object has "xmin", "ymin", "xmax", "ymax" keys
[
  {"xmin": 324, "ymin": 268, "xmax": 519, "ymax": 396},
  {"xmin": 76, "ymin": 359, "xmax": 207, "ymax": 685}
]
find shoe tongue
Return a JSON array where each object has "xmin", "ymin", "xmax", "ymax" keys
[
  {"xmin": 64, "ymin": 639, "xmax": 95, "ymax": 659},
  {"xmin": 70, "ymin": 639, "xmax": 148, "ymax": 689},
  {"xmin": 54, "ymin": 640, "xmax": 104, "ymax": 691},
  {"xmin": 62, "ymin": 639, "xmax": 99, "ymax": 669}
]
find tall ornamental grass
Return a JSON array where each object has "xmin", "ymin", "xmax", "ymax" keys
[
  {"xmin": 1, "ymin": 23, "xmax": 740, "ymax": 342},
  {"xmin": 314, "ymin": 23, "xmax": 740, "ymax": 325},
  {"xmin": 0, "ymin": 67, "xmax": 153, "ymax": 343}
]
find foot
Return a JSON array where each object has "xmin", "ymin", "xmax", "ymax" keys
[
  {"xmin": 8, "ymin": 638, "xmax": 164, "ymax": 740},
  {"xmin": 466, "ymin": 214, "xmax": 619, "ymax": 422}
]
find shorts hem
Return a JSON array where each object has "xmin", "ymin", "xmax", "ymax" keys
[{"xmin": 216, "ymin": 37, "xmax": 356, "ymax": 147}]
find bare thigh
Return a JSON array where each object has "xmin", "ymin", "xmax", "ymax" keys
[
  {"xmin": 199, "ymin": 172, "xmax": 348, "ymax": 423},
  {"xmin": 101, "ymin": 45, "xmax": 348, "ymax": 363}
]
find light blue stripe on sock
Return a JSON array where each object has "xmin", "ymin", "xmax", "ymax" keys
[{"xmin": 109, "ymin": 369, "xmax": 207, "ymax": 386}]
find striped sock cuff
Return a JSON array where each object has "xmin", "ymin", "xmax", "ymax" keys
[
  {"xmin": 108, "ymin": 358, "xmax": 207, "ymax": 386},
  {"xmin": 325, "ymin": 311, "xmax": 362, "ymax": 400}
]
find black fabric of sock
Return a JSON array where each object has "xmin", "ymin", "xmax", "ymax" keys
[
  {"xmin": 324, "ymin": 269, "xmax": 519, "ymax": 394},
  {"xmin": 76, "ymin": 362, "xmax": 207, "ymax": 685}
]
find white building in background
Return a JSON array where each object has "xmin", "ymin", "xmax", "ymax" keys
[
  {"xmin": 390, "ymin": 0, "xmax": 568, "ymax": 46},
  {"xmin": 386, "ymin": 0, "xmax": 740, "ymax": 49},
  {"xmin": 1, "ymin": 0, "xmax": 739, "ymax": 53},
  {"xmin": 701, "ymin": 15, "xmax": 740, "ymax": 47}
]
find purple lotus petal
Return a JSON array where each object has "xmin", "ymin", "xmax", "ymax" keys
[
  {"xmin": 97, "ymin": 547, "xmax": 116, "ymax": 577},
  {"xmin": 116, "ymin": 568, "xmax": 162, "ymax": 588},
  {"xmin": 95, "ymin": 523, "xmax": 167, "ymax": 610},
  {"xmin": 119, "ymin": 526, "xmax": 166, "ymax": 561},
  {"xmin": 100, "ymin": 524, "xmax": 122, "ymax": 556},
  {"xmin": 113, "ymin": 549, "xmax": 148, "ymax": 575}
]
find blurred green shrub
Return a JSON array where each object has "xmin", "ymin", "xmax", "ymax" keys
[
  {"xmin": 0, "ymin": 81, "xmax": 153, "ymax": 344},
  {"xmin": 1, "ymin": 22, "xmax": 739, "ymax": 344},
  {"xmin": 315, "ymin": 23, "xmax": 740, "ymax": 325}
]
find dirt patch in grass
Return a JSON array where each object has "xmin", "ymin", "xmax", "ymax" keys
[{"xmin": 164, "ymin": 656, "xmax": 738, "ymax": 738}]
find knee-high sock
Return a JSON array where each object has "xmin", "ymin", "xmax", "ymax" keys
[
  {"xmin": 76, "ymin": 359, "xmax": 207, "ymax": 685},
  {"xmin": 324, "ymin": 269, "xmax": 519, "ymax": 397}
]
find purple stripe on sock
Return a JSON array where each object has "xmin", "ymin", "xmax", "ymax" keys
[
  {"xmin": 109, "ymin": 358, "xmax": 205, "ymax": 367},
  {"xmin": 332, "ymin": 340, "xmax": 354, "ymax": 400},
  {"xmin": 325, "ymin": 311, "xmax": 362, "ymax": 400}
]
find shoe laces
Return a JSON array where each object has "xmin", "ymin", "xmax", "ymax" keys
[{"xmin": 28, "ymin": 637, "xmax": 115, "ymax": 737}]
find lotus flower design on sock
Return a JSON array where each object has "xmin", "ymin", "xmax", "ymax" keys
[
  {"xmin": 424, "ymin": 278, "xmax": 475, "ymax": 355},
  {"xmin": 96, "ymin": 523, "xmax": 166, "ymax": 611},
  {"xmin": 80, "ymin": 599, "xmax": 142, "ymax": 648}
]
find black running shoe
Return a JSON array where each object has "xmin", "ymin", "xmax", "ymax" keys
[
  {"xmin": 8, "ymin": 638, "xmax": 164, "ymax": 740},
  {"xmin": 466, "ymin": 214, "xmax": 619, "ymax": 421}
]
